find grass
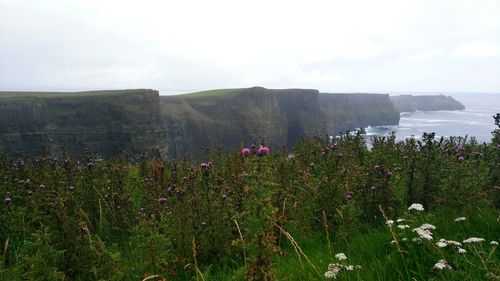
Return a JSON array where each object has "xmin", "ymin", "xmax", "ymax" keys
[{"xmin": 0, "ymin": 128, "xmax": 499, "ymax": 280}]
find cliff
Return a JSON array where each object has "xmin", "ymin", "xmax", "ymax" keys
[
  {"xmin": 0, "ymin": 89, "xmax": 167, "ymax": 158},
  {"xmin": 160, "ymin": 87, "xmax": 400, "ymax": 158},
  {"xmin": 319, "ymin": 93, "xmax": 400, "ymax": 135},
  {"xmin": 390, "ymin": 94, "xmax": 465, "ymax": 113},
  {"xmin": 0, "ymin": 87, "xmax": 402, "ymax": 159},
  {"xmin": 160, "ymin": 87, "xmax": 327, "ymax": 158}
]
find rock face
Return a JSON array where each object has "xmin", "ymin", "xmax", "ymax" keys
[
  {"xmin": 160, "ymin": 87, "xmax": 327, "ymax": 158},
  {"xmin": 160, "ymin": 87, "xmax": 400, "ymax": 158},
  {"xmin": 0, "ymin": 89, "xmax": 167, "ymax": 158},
  {"xmin": 390, "ymin": 95, "xmax": 465, "ymax": 113},
  {"xmin": 0, "ymin": 87, "xmax": 402, "ymax": 158},
  {"xmin": 320, "ymin": 93, "xmax": 400, "ymax": 135}
]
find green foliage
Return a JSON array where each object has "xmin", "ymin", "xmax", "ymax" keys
[{"xmin": 0, "ymin": 118, "xmax": 499, "ymax": 280}]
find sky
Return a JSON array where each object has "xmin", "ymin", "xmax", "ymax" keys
[{"xmin": 1, "ymin": 0, "xmax": 499, "ymax": 94}]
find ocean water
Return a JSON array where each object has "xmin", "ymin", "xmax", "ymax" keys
[{"xmin": 366, "ymin": 93, "xmax": 500, "ymax": 143}]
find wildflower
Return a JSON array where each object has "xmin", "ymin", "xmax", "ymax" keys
[
  {"xmin": 397, "ymin": 224, "xmax": 410, "ymax": 230},
  {"xmin": 412, "ymin": 237, "xmax": 422, "ymax": 243},
  {"xmin": 390, "ymin": 240, "xmax": 397, "ymax": 244},
  {"xmin": 458, "ymin": 247, "xmax": 466, "ymax": 254},
  {"xmin": 335, "ymin": 253, "xmax": 347, "ymax": 261},
  {"xmin": 433, "ymin": 259, "xmax": 451, "ymax": 271},
  {"xmin": 80, "ymin": 226, "xmax": 89, "ymax": 234},
  {"xmin": 402, "ymin": 238, "xmax": 408, "ymax": 242},
  {"xmin": 408, "ymin": 203, "xmax": 424, "ymax": 211},
  {"xmin": 345, "ymin": 265, "xmax": 354, "ymax": 271},
  {"xmin": 345, "ymin": 192, "xmax": 353, "ymax": 201},
  {"xmin": 69, "ymin": 186, "xmax": 75, "ymax": 191},
  {"xmin": 241, "ymin": 148, "xmax": 250, "ymax": 157},
  {"xmin": 371, "ymin": 185, "xmax": 376, "ymax": 191},
  {"xmin": 4, "ymin": 197, "xmax": 11, "ymax": 204},
  {"xmin": 454, "ymin": 217, "xmax": 466, "ymax": 222},
  {"xmin": 413, "ymin": 223, "xmax": 435, "ymax": 240},
  {"xmin": 200, "ymin": 162, "xmax": 210, "ymax": 170},
  {"xmin": 445, "ymin": 240, "xmax": 462, "ymax": 247},
  {"xmin": 463, "ymin": 237, "xmax": 485, "ymax": 244},
  {"xmin": 458, "ymin": 156, "xmax": 465, "ymax": 162},
  {"xmin": 158, "ymin": 197, "xmax": 167, "ymax": 205},
  {"xmin": 436, "ymin": 241, "xmax": 448, "ymax": 248},
  {"xmin": 324, "ymin": 270, "xmax": 337, "ymax": 279},
  {"xmin": 386, "ymin": 220, "xmax": 394, "ymax": 226},
  {"xmin": 27, "ymin": 191, "xmax": 33, "ymax": 196},
  {"xmin": 386, "ymin": 171, "xmax": 393, "ymax": 177},
  {"xmin": 258, "ymin": 146, "xmax": 270, "ymax": 156},
  {"xmin": 396, "ymin": 218, "xmax": 405, "ymax": 223},
  {"xmin": 39, "ymin": 184, "xmax": 46, "ymax": 189},
  {"xmin": 491, "ymin": 241, "xmax": 499, "ymax": 246}
]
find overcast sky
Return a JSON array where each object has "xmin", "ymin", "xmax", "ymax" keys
[{"xmin": 1, "ymin": 0, "xmax": 499, "ymax": 94}]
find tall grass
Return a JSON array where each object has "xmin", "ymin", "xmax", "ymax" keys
[{"xmin": 0, "ymin": 118, "xmax": 499, "ymax": 280}]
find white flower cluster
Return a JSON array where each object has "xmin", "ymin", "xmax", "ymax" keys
[
  {"xmin": 397, "ymin": 224, "xmax": 410, "ymax": 230},
  {"xmin": 386, "ymin": 220, "xmax": 394, "ymax": 227},
  {"xmin": 324, "ymin": 254, "xmax": 360, "ymax": 279},
  {"xmin": 433, "ymin": 259, "xmax": 452, "ymax": 271},
  {"xmin": 408, "ymin": 203, "xmax": 424, "ymax": 212},
  {"xmin": 463, "ymin": 237, "xmax": 485, "ymax": 244},
  {"xmin": 335, "ymin": 253, "xmax": 347, "ymax": 261},
  {"xmin": 435, "ymin": 238, "xmax": 462, "ymax": 248},
  {"xmin": 454, "ymin": 217, "xmax": 466, "ymax": 222},
  {"xmin": 413, "ymin": 223, "xmax": 436, "ymax": 240},
  {"xmin": 491, "ymin": 241, "xmax": 499, "ymax": 246}
]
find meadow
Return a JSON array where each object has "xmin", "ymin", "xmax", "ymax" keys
[{"xmin": 1, "ymin": 118, "xmax": 499, "ymax": 281}]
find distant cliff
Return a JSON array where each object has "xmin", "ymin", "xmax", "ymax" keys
[
  {"xmin": 320, "ymin": 93, "xmax": 400, "ymax": 135},
  {"xmin": 0, "ymin": 89, "xmax": 167, "ymax": 158},
  {"xmin": 390, "ymin": 95, "xmax": 465, "ymax": 113},
  {"xmin": 0, "ymin": 87, "xmax": 402, "ymax": 158},
  {"xmin": 160, "ymin": 87, "xmax": 399, "ymax": 158}
]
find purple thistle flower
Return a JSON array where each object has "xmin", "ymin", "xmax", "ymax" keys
[
  {"xmin": 241, "ymin": 148, "xmax": 251, "ymax": 157},
  {"xmin": 39, "ymin": 184, "xmax": 45, "ymax": 189},
  {"xmin": 387, "ymin": 171, "xmax": 393, "ymax": 177},
  {"xmin": 80, "ymin": 226, "xmax": 89, "ymax": 234},
  {"xmin": 4, "ymin": 197, "xmax": 12, "ymax": 204},
  {"xmin": 159, "ymin": 197, "xmax": 167, "ymax": 205},
  {"xmin": 458, "ymin": 156, "xmax": 465, "ymax": 162},
  {"xmin": 258, "ymin": 146, "xmax": 270, "ymax": 156},
  {"xmin": 345, "ymin": 192, "xmax": 353, "ymax": 200},
  {"xmin": 200, "ymin": 162, "xmax": 210, "ymax": 170}
]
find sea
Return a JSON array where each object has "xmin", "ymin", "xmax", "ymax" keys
[{"xmin": 365, "ymin": 93, "xmax": 500, "ymax": 144}]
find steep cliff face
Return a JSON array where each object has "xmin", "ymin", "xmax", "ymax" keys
[
  {"xmin": 390, "ymin": 95, "xmax": 465, "ymax": 112},
  {"xmin": 1, "ymin": 87, "xmax": 402, "ymax": 159},
  {"xmin": 0, "ymin": 89, "xmax": 166, "ymax": 158},
  {"xmin": 160, "ymin": 87, "xmax": 326, "ymax": 158},
  {"xmin": 160, "ymin": 87, "xmax": 400, "ymax": 158},
  {"xmin": 319, "ymin": 93, "xmax": 400, "ymax": 135}
]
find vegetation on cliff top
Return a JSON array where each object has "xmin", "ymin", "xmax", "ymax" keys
[{"xmin": 0, "ymin": 116, "xmax": 499, "ymax": 280}]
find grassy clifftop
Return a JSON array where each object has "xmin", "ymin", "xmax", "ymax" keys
[{"xmin": 390, "ymin": 94, "xmax": 465, "ymax": 112}]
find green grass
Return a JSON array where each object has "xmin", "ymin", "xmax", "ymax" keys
[{"xmin": 0, "ymin": 89, "xmax": 156, "ymax": 99}]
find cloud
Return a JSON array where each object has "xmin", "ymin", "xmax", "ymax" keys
[{"xmin": 0, "ymin": 0, "xmax": 499, "ymax": 92}]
